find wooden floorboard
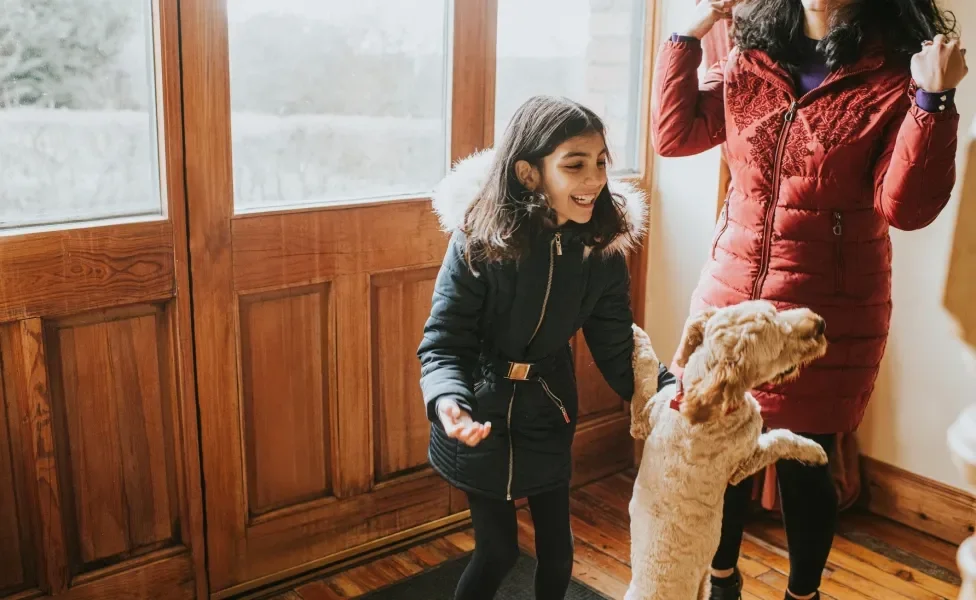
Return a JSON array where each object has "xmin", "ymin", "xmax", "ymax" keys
[{"xmin": 258, "ymin": 472, "xmax": 962, "ymax": 599}]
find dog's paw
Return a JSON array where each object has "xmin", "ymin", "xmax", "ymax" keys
[{"xmin": 795, "ymin": 439, "xmax": 829, "ymax": 466}]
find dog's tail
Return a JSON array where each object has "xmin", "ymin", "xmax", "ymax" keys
[{"xmin": 630, "ymin": 324, "xmax": 659, "ymax": 440}]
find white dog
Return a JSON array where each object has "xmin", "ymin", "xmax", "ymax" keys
[{"xmin": 625, "ymin": 300, "xmax": 831, "ymax": 600}]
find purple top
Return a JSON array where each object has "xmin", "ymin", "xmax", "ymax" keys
[{"xmin": 670, "ymin": 33, "xmax": 956, "ymax": 113}]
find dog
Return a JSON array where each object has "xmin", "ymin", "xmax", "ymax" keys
[{"xmin": 625, "ymin": 300, "xmax": 830, "ymax": 600}]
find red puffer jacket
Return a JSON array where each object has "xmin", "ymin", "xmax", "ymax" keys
[{"xmin": 653, "ymin": 38, "xmax": 959, "ymax": 433}]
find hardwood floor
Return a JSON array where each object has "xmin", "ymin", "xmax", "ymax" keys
[{"xmin": 256, "ymin": 472, "xmax": 962, "ymax": 600}]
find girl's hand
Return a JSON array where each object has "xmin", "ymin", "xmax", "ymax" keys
[
  {"xmin": 437, "ymin": 398, "xmax": 491, "ymax": 447},
  {"xmin": 680, "ymin": 0, "xmax": 737, "ymax": 40},
  {"xmin": 912, "ymin": 35, "xmax": 969, "ymax": 93}
]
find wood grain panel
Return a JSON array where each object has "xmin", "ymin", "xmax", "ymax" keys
[
  {"xmin": 370, "ymin": 268, "xmax": 438, "ymax": 481},
  {"xmin": 239, "ymin": 285, "xmax": 335, "ymax": 517},
  {"xmin": 570, "ymin": 414, "xmax": 632, "ymax": 488},
  {"xmin": 0, "ymin": 222, "xmax": 175, "ymax": 324},
  {"xmin": 44, "ymin": 306, "xmax": 180, "ymax": 572},
  {"xmin": 451, "ymin": 0, "xmax": 497, "ymax": 159},
  {"xmin": 860, "ymin": 456, "xmax": 976, "ymax": 546},
  {"xmin": 1, "ymin": 319, "xmax": 68, "ymax": 594},
  {"xmin": 231, "ymin": 202, "xmax": 448, "ymax": 293},
  {"xmin": 0, "ymin": 358, "xmax": 36, "ymax": 596},
  {"xmin": 333, "ymin": 274, "xmax": 373, "ymax": 499},
  {"xmin": 572, "ymin": 333, "xmax": 625, "ymax": 420}
]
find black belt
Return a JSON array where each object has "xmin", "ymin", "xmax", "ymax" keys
[{"xmin": 483, "ymin": 352, "xmax": 564, "ymax": 381}]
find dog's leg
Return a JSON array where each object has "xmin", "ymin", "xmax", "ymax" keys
[
  {"xmin": 697, "ymin": 572, "xmax": 711, "ymax": 600},
  {"xmin": 630, "ymin": 324, "xmax": 660, "ymax": 440},
  {"xmin": 730, "ymin": 429, "xmax": 829, "ymax": 486}
]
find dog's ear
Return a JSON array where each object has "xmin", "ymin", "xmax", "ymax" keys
[
  {"xmin": 681, "ymin": 360, "xmax": 738, "ymax": 425},
  {"xmin": 675, "ymin": 307, "xmax": 717, "ymax": 368}
]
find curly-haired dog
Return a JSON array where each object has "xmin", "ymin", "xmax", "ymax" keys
[{"xmin": 625, "ymin": 300, "xmax": 830, "ymax": 600}]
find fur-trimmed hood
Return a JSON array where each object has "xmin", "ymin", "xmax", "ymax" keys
[{"xmin": 430, "ymin": 148, "xmax": 648, "ymax": 257}]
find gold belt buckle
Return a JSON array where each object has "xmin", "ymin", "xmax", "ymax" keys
[{"xmin": 506, "ymin": 362, "xmax": 532, "ymax": 380}]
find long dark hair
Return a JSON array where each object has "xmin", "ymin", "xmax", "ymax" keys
[
  {"xmin": 462, "ymin": 95, "xmax": 633, "ymax": 266},
  {"xmin": 733, "ymin": 0, "xmax": 957, "ymax": 74}
]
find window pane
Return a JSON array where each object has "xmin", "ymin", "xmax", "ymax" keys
[
  {"xmin": 0, "ymin": 1, "xmax": 162, "ymax": 232},
  {"xmin": 228, "ymin": 0, "xmax": 450, "ymax": 213},
  {"xmin": 494, "ymin": 0, "xmax": 645, "ymax": 172}
]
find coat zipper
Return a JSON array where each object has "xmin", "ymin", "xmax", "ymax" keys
[
  {"xmin": 507, "ymin": 231, "xmax": 560, "ymax": 500},
  {"xmin": 833, "ymin": 211, "xmax": 844, "ymax": 293},
  {"xmin": 751, "ymin": 101, "xmax": 798, "ymax": 299}
]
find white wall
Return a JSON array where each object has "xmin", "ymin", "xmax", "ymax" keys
[
  {"xmin": 646, "ymin": 0, "xmax": 976, "ymax": 489},
  {"xmin": 644, "ymin": 0, "xmax": 723, "ymax": 361},
  {"xmin": 859, "ymin": 0, "xmax": 976, "ymax": 489}
]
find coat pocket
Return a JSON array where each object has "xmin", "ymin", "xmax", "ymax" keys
[
  {"xmin": 832, "ymin": 211, "xmax": 845, "ymax": 294},
  {"xmin": 711, "ymin": 192, "xmax": 732, "ymax": 259}
]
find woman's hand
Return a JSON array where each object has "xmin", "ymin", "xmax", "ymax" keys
[
  {"xmin": 680, "ymin": 0, "xmax": 737, "ymax": 40},
  {"xmin": 437, "ymin": 398, "xmax": 491, "ymax": 447},
  {"xmin": 912, "ymin": 34, "xmax": 969, "ymax": 93}
]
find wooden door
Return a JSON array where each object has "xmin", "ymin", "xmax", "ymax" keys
[
  {"xmin": 0, "ymin": 3, "xmax": 205, "ymax": 600},
  {"xmin": 181, "ymin": 0, "xmax": 650, "ymax": 596}
]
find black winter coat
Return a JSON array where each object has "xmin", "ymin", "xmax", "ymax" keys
[{"xmin": 417, "ymin": 149, "xmax": 649, "ymax": 501}]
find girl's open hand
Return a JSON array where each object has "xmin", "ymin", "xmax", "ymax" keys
[
  {"xmin": 681, "ymin": 0, "xmax": 737, "ymax": 40},
  {"xmin": 912, "ymin": 34, "xmax": 968, "ymax": 93},
  {"xmin": 437, "ymin": 398, "xmax": 491, "ymax": 447}
]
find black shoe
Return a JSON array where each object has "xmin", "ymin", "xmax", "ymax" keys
[
  {"xmin": 784, "ymin": 594, "xmax": 820, "ymax": 600},
  {"xmin": 709, "ymin": 569, "xmax": 743, "ymax": 600}
]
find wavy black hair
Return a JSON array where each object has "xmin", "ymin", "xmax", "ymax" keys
[
  {"xmin": 733, "ymin": 0, "xmax": 957, "ymax": 75},
  {"xmin": 462, "ymin": 95, "xmax": 633, "ymax": 267}
]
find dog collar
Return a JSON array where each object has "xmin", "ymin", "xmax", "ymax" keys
[{"xmin": 669, "ymin": 379, "xmax": 684, "ymax": 411}]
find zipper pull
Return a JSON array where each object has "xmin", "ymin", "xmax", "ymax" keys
[
  {"xmin": 560, "ymin": 407, "xmax": 570, "ymax": 423},
  {"xmin": 785, "ymin": 101, "xmax": 798, "ymax": 122},
  {"xmin": 554, "ymin": 232, "xmax": 562, "ymax": 256},
  {"xmin": 833, "ymin": 212, "xmax": 843, "ymax": 236}
]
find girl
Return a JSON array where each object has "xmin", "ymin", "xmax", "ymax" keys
[
  {"xmin": 653, "ymin": 0, "xmax": 967, "ymax": 598},
  {"xmin": 417, "ymin": 95, "xmax": 664, "ymax": 599}
]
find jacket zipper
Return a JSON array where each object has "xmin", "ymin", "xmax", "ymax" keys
[
  {"xmin": 751, "ymin": 101, "xmax": 798, "ymax": 299},
  {"xmin": 833, "ymin": 211, "xmax": 844, "ymax": 293},
  {"xmin": 712, "ymin": 196, "xmax": 731, "ymax": 260},
  {"xmin": 507, "ymin": 231, "xmax": 560, "ymax": 500},
  {"xmin": 539, "ymin": 378, "xmax": 570, "ymax": 424}
]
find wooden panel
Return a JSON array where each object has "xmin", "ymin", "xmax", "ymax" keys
[
  {"xmin": 44, "ymin": 306, "xmax": 180, "ymax": 573},
  {"xmin": 239, "ymin": 285, "xmax": 335, "ymax": 517},
  {"xmin": 154, "ymin": 0, "xmax": 209, "ymax": 594},
  {"xmin": 451, "ymin": 0, "xmax": 498, "ymax": 159},
  {"xmin": 573, "ymin": 333, "xmax": 625, "ymax": 420},
  {"xmin": 232, "ymin": 203, "xmax": 448, "ymax": 292},
  {"xmin": 0, "ymin": 355, "xmax": 37, "ymax": 596},
  {"xmin": 1, "ymin": 319, "xmax": 69, "ymax": 594},
  {"xmin": 370, "ymin": 268, "xmax": 438, "ymax": 481},
  {"xmin": 333, "ymin": 274, "xmax": 373, "ymax": 498},
  {"xmin": 0, "ymin": 222, "xmax": 175, "ymax": 324},
  {"xmin": 571, "ymin": 415, "xmax": 633, "ymax": 488},
  {"xmin": 860, "ymin": 456, "xmax": 976, "ymax": 546}
]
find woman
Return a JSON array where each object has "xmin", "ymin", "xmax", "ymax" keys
[
  {"xmin": 652, "ymin": 0, "xmax": 967, "ymax": 598},
  {"xmin": 417, "ymin": 95, "xmax": 670, "ymax": 599}
]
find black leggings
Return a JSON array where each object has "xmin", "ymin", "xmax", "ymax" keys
[
  {"xmin": 455, "ymin": 486, "xmax": 573, "ymax": 600},
  {"xmin": 713, "ymin": 433, "xmax": 838, "ymax": 597}
]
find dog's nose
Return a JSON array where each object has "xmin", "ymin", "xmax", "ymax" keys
[{"xmin": 814, "ymin": 317, "xmax": 826, "ymax": 337}]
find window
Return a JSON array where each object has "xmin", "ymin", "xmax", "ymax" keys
[
  {"xmin": 494, "ymin": 0, "xmax": 646, "ymax": 173},
  {"xmin": 227, "ymin": 0, "xmax": 451, "ymax": 213},
  {"xmin": 0, "ymin": 0, "xmax": 162, "ymax": 232}
]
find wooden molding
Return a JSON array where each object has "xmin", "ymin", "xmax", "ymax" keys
[{"xmin": 860, "ymin": 456, "xmax": 976, "ymax": 546}]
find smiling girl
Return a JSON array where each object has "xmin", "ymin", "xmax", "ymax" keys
[{"xmin": 417, "ymin": 95, "xmax": 665, "ymax": 599}]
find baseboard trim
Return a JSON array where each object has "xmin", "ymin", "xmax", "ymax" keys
[{"xmin": 860, "ymin": 456, "xmax": 976, "ymax": 546}]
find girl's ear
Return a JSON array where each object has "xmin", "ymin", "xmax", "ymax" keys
[{"xmin": 514, "ymin": 159, "xmax": 541, "ymax": 191}]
